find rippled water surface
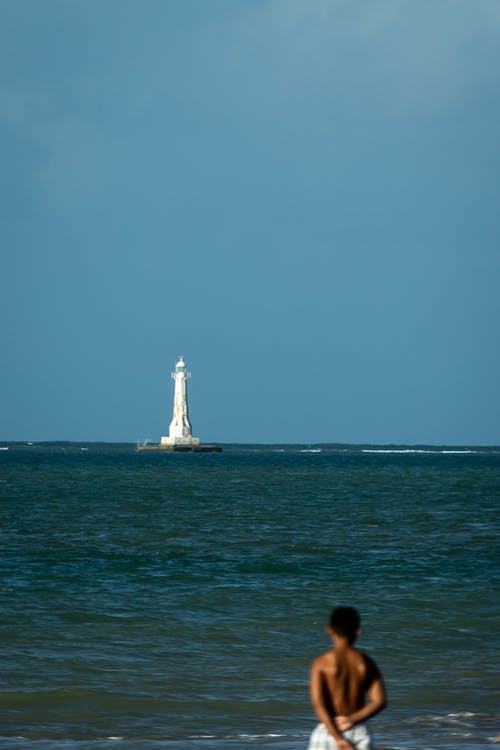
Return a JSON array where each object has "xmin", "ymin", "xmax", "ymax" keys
[{"xmin": 1, "ymin": 443, "xmax": 499, "ymax": 749}]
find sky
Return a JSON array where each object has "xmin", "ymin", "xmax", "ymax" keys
[{"xmin": 1, "ymin": 0, "xmax": 499, "ymax": 445}]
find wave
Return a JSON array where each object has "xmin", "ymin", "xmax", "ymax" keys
[
  {"xmin": 1, "ymin": 730, "xmax": 295, "ymax": 745},
  {"xmin": 362, "ymin": 449, "xmax": 478, "ymax": 454}
]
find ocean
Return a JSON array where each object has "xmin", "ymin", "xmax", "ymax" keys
[{"xmin": 1, "ymin": 443, "xmax": 499, "ymax": 750}]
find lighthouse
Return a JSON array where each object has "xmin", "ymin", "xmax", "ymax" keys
[
  {"xmin": 137, "ymin": 355, "xmax": 221, "ymax": 452},
  {"xmin": 160, "ymin": 356, "xmax": 200, "ymax": 447}
]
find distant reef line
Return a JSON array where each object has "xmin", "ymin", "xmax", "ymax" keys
[{"xmin": 2, "ymin": 440, "xmax": 499, "ymax": 453}]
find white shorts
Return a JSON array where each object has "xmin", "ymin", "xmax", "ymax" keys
[{"xmin": 307, "ymin": 722, "xmax": 373, "ymax": 750}]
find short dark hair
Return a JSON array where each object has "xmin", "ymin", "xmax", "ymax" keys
[{"xmin": 329, "ymin": 606, "xmax": 360, "ymax": 639}]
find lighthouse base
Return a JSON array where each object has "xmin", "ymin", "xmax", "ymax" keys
[{"xmin": 160, "ymin": 436, "xmax": 200, "ymax": 446}]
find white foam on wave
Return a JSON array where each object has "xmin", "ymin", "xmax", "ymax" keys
[{"xmin": 415, "ymin": 711, "xmax": 477, "ymax": 724}]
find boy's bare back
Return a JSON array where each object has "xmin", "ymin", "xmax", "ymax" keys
[
  {"xmin": 308, "ymin": 607, "xmax": 386, "ymax": 750},
  {"xmin": 311, "ymin": 644, "xmax": 381, "ymax": 716}
]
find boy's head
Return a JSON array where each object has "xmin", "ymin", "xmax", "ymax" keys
[{"xmin": 329, "ymin": 606, "xmax": 361, "ymax": 642}]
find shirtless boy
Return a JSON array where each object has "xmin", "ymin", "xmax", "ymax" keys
[{"xmin": 308, "ymin": 607, "xmax": 386, "ymax": 750}]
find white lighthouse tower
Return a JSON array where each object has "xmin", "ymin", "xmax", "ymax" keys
[{"xmin": 161, "ymin": 356, "xmax": 200, "ymax": 447}]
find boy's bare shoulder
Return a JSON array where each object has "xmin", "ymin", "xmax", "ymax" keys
[{"xmin": 311, "ymin": 649, "xmax": 337, "ymax": 671}]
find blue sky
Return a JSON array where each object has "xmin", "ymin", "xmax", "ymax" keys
[{"xmin": 2, "ymin": 0, "xmax": 499, "ymax": 444}]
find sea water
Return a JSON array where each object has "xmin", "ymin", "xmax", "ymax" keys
[{"xmin": 1, "ymin": 443, "xmax": 499, "ymax": 750}]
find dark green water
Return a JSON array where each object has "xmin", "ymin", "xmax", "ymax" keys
[{"xmin": 1, "ymin": 443, "xmax": 499, "ymax": 749}]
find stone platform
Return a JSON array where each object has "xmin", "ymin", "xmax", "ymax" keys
[{"xmin": 137, "ymin": 443, "xmax": 222, "ymax": 453}]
